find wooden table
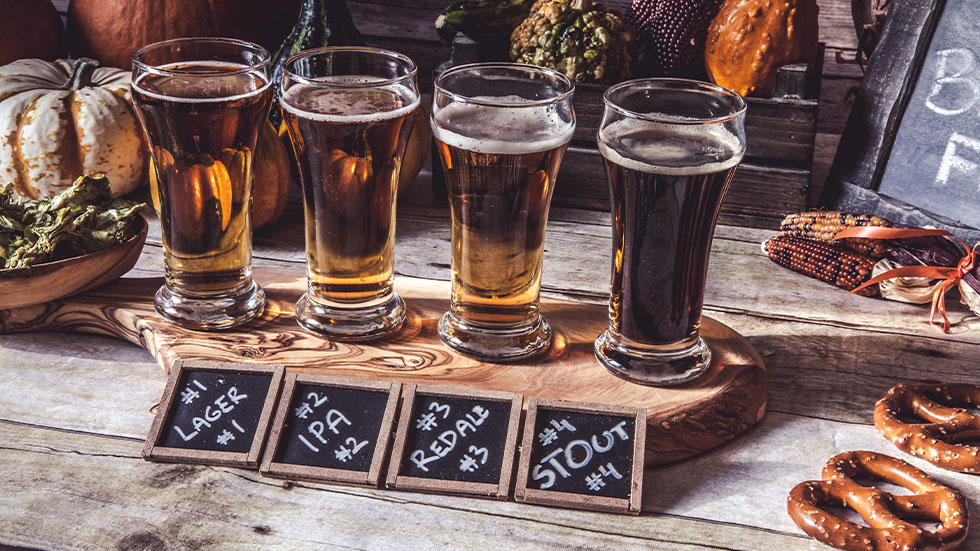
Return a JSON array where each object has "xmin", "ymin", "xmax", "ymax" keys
[{"xmin": 2, "ymin": 176, "xmax": 978, "ymax": 550}]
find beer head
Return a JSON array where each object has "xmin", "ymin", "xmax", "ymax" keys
[
  {"xmin": 599, "ymin": 78, "xmax": 746, "ymax": 174},
  {"xmin": 280, "ymin": 76, "xmax": 419, "ymax": 123},
  {"xmin": 432, "ymin": 63, "xmax": 575, "ymax": 154}
]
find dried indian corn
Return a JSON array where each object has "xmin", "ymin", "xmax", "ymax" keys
[
  {"xmin": 780, "ymin": 210, "xmax": 892, "ymax": 258},
  {"xmin": 765, "ymin": 236, "xmax": 879, "ymax": 296}
]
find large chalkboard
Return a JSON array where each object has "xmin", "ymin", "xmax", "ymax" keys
[
  {"xmin": 825, "ymin": 0, "xmax": 980, "ymax": 241},
  {"xmin": 515, "ymin": 397, "xmax": 645, "ymax": 514},
  {"xmin": 143, "ymin": 361, "xmax": 284, "ymax": 468},
  {"xmin": 259, "ymin": 374, "xmax": 400, "ymax": 486},
  {"xmin": 385, "ymin": 384, "xmax": 522, "ymax": 499}
]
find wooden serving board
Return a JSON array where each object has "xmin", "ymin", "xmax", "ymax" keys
[{"xmin": 0, "ymin": 266, "xmax": 766, "ymax": 465}]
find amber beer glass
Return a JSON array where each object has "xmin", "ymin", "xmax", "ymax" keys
[
  {"xmin": 281, "ymin": 48, "xmax": 419, "ymax": 340},
  {"xmin": 132, "ymin": 38, "xmax": 272, "ymax": 329},
  {"xmin": 594, "ymin": 79, "xmax": 746, "ymax": 385},
  {"xmin": 432, "ymin": 63, "xmax": 575, "ymax": 361}
]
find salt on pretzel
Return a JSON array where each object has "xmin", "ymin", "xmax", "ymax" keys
[
  {"xmin": 875, "ymin": 383, "xmax": 980, "ymax": 473},
  {"xmin": 787, "ymin": 451, "xmax": 969, "ymax": 551}
]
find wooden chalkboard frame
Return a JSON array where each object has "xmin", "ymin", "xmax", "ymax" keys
[
  {"xmin": 514, "ymin": 397, "xmax": 646, "ymax": 515},
  {"xmin": 823, "ymin": 0, "xmax": 980, "ymax": 241},
  {"xmin": 142, "ymin": 361, "xmax": 285, "ymax": 468},
  {"xmin": 259, "ymin": 374, "xmax": 401, "ymax": 486},
  {"xmin": 385, "ymin": 384, "xmax": 523, "ymax": 499}
]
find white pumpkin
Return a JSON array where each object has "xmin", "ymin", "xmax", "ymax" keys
[{"xmin": 0, "ymin": 58, "xmax": 146, "ymax": 199}]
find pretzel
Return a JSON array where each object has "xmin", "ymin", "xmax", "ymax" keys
[
  {"xmin": 875, "ymin": 383, "xmax": 980, "ymax": 473},
  {"xmin": 787, "ymin": 451, "xmax": 969, "ymax": 551}
]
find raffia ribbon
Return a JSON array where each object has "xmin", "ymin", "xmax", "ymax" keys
[{"xmin": 833, "ymin": 227, "xmax": 979, "ymax": 333}]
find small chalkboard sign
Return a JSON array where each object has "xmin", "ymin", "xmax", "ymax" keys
[
  {"xmin": 515, "ymin": 397, "xmax": 645, "ymax": 514},
  {"xmin": 259, "ymin": 374, "xmax": 400, "ymax": 486},
  {"xmin": 143, "ymin": 361, "xmax": 284, "ymax": 468},
  {"xmin": 385, "ymin": 384, "xmax": 522, "ymax": 499}
]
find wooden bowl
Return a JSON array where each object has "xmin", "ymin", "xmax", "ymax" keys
[{"xmin": 0, "ymin": 217, "xmax": 148, "ymax": 309}]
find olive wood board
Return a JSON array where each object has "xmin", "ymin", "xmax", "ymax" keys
[{"xmin": 0, "ymin": 266, "xmax": 767, "ymax": 465}]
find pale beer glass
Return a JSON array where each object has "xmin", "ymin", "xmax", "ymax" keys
[
  {"xmin": 132, "ymin": 38, "xmax": 272, "ymax": 329},
  {"xmin": 281, "ymin": 47, "xmax": 419, "ymax": 341},
  {"xmin": 595, "ymin": 79, "xmax": 746, "ymax": 385},
  {"xmin": 432, "ymin": 63, "xmax": 575, "ymax": 361}
]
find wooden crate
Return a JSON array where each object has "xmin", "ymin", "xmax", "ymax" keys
[{"xmin": 445, "ymin": 35, "xmax": 823, "ymax": 228}]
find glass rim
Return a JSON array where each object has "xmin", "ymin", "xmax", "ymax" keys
[
  {"xmin": 603, "ymin": 78, "xmax": 747, "ymax": 125},
  {"xmin": 132, "ymin": 37, "xmax": 271, "ymax": 79},
  {"xmin": 282, "ymin": 46, "xmax": 418, "ymax": 89},
  {"xmin": 434, "ymin": 62, "xmax": 575, "ymax": 108}
]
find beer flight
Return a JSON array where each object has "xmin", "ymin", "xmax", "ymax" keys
[{"xmin": 130, "ymin": 38, "xmax": 746, "ymax": 388}]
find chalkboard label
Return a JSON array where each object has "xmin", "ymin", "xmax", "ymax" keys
[
  {"xmin": 515, "ymin": 397, "xmax": 645, "ymax": 514},
  {"xmin": 385, "ymin": 384, "xmax": 522, "ymax": 499},
  {"xmin": 876, "ymin": 0, "xmax": 980, "ymax": 231},
  {"xmin": 142, "ymin": 361, "xmax": 284, "ymax": 468},
  {"xmin": 259, "ymin": 374, "xmax": 400, "ymax": 486}
]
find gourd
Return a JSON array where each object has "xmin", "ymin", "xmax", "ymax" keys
[
  {"xmin": 704, "ymin": 0, "xmax": 819, "ymax": 97},
  {"xmin": 435, "ymin": 0, "xmax": 536, "ymax": 45},
  {"xmin": 0, "ymin": 58, "xmax": 147, "ymax": 199},
  {"xmin": 0, "ymin": 0, "xmax": 66, "ymax": 65},
  {"xmin": 150, "ymin": 122, "xmax": 291, "ymax": 229},
  {"xmin": 67, "ymin": 0, "xmax": 303, "ymax": 70}
]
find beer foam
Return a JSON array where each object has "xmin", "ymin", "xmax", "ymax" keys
[
  {"xmin": 134, "ymin": 61, "xmax": 271, "ymax": 103},
  {"xmin": 598, "ymin": 117, "xmax": 744, "ymax": 176},
  {"xmin": 431, "ymin": 95, "xmax": 574, "ymax": 155},
  {"xmin": 281, "ymin": 78, "xmax": 420, "ymax": 124}
]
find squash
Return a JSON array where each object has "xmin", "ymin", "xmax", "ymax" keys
[
  {"xmin": 150, "ymin": 122, "xmax": 290, "ymax": 229},
  {"xmin": 0, "ymin": 58, "xmax": 147, "ymax": 200},
  {"xmin": 67, "ymin": 0, "xmax": 303, "ymax": 70},
  {"xmin": 435, "ymin": 0, "xmax": 535, "ymax": 45},
  {"xmin": 704, "ymin": 0, "xmax": 819, "ymax": 98},
  {"xmin": 0, "ymin": 0, "xmax": 66, "ymax": 66}
]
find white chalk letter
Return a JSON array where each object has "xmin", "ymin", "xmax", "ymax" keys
[
  {"xmin": 935, "ymin": 132, "xmax": 980, "ymax": 187},
  {"xmin": 925, "ymin": 48, "xmax": 979, "ymax": 116}
]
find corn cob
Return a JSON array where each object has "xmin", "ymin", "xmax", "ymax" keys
[
  {"xmin": 765, "ymin": 236, "xmax": 879, "ymax": 296},
  {"xmin": 779, "ymin": 210, "xmax": 892, "ymax": 258}
]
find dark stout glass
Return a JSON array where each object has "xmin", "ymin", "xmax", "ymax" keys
[
  {"xmin": 132, "ymin": 39, "xmax": 272, "ymax": 330},
  {"xmin": 601, "ymin": 124, "xmax": 740, "ymax": 345},
  {"xmin": 594, "ymin": 79, "xmax": 746, "ymax": 386}
]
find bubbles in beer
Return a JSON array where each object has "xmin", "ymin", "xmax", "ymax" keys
[
  {"xmin": 598, "ymin": 118, "xmax": 744, "ymax": 175},
  {"xmin": 281, "ymin": 77, "xmax": 419, "ymax": 123},
  {"xmin": 431, "ymin": 95, "xmax": 575, "ymax": 155}
]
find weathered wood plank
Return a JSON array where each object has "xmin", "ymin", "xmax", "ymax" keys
[{"xmin": 0, "ymin": 421, "xmax": 823, "ymax": 551}]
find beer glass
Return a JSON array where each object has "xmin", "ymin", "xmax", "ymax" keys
[
  {"xmin": 432, "ymin": 63, "xmax": 575, "ymax": 361},
  {"xmin": 132, "ymin": 38, "xmax": 272, "ymax": 329},
  {"xmin": 595, "ymin": 79, "xmax": 746, "ymax": 386},
  {"xmin": 281, "ymin": 47, "xmax": 419, "ymax": 341}
]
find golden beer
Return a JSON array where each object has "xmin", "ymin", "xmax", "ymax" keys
[
  {"xmin": 132, "ymin": 39, "xmax": 272, "ymax": 329},
  {"xmin": 432, "ymin": 64, "xmax": 575, "ymax": 361}
]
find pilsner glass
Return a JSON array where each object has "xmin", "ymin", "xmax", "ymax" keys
[
  {"xmin": 132, "ymin": 38, "xmax": 272, "ymax": 329},
  {"xmin": 432, "ymin": 63, "xmax": 575, "ymax": 361},
  {"xmin": 281, "ymin": 47, "xmax": 419, "ymax": 341},
  {"xmin": 594, "ymin": 79, "xmax": 746, "ymax": 386}
]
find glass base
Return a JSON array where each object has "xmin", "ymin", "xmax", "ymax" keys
[
  {"xmin": 295, "ymin": 292, "xmax": 406, "ymax": 342},
  {"xmin": 438, "ymin": 312, "xmax": 551, "ymax": 362},
  {"xmin": 594, "ymin": 330, "xmax": 711, "ymax": 387},
  {"xmin": 155, "ymin": 280, "xmax": 265, "ymax": 331}
]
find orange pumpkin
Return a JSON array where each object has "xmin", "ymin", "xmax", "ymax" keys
[
  {"xmin": 398, "ymin": 107, "xmax": 430, "ymax": 194},
  {"xmin": 704, "ymin": 0, "xmax": 819, "ymax": 98},
  {"xmin": 67, "ymin": 0, "xmax": 303, "ymax": 70},
  {"xmin": 252, "ymin": 121, "xmax": 291, "ymax": 228},
  {"xmin": 0, "ymin": 0, "xmax": 66, "ymax": 66}
]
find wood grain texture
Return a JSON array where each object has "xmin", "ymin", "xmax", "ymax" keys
[{"xmin": 0, "ymin": 266, "xmax": 766, "ymax": 466}]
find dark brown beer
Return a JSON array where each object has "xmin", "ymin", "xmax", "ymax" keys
[
  {"xmin": 599, "ymin": 121, "xmax": 742, "ymax": 345},
  {"xmin": 133, "ymin": 63, "xmax": 271, "ymax": 296},
  {"xmin": 282, "ymin": 81, "xmax": 418, "ymax": 306},
  {"xmin": 433, "ymin": 98, "xmax": 573, "ymax": 328}
]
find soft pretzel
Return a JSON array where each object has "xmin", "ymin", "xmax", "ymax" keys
[
  {"xmin": 875, "ymin": 383, "xmax": 980, "ymax": 473},
  {"xmin": 787, "ymin": 451, "xmax": 969, "ymax": 551}
]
